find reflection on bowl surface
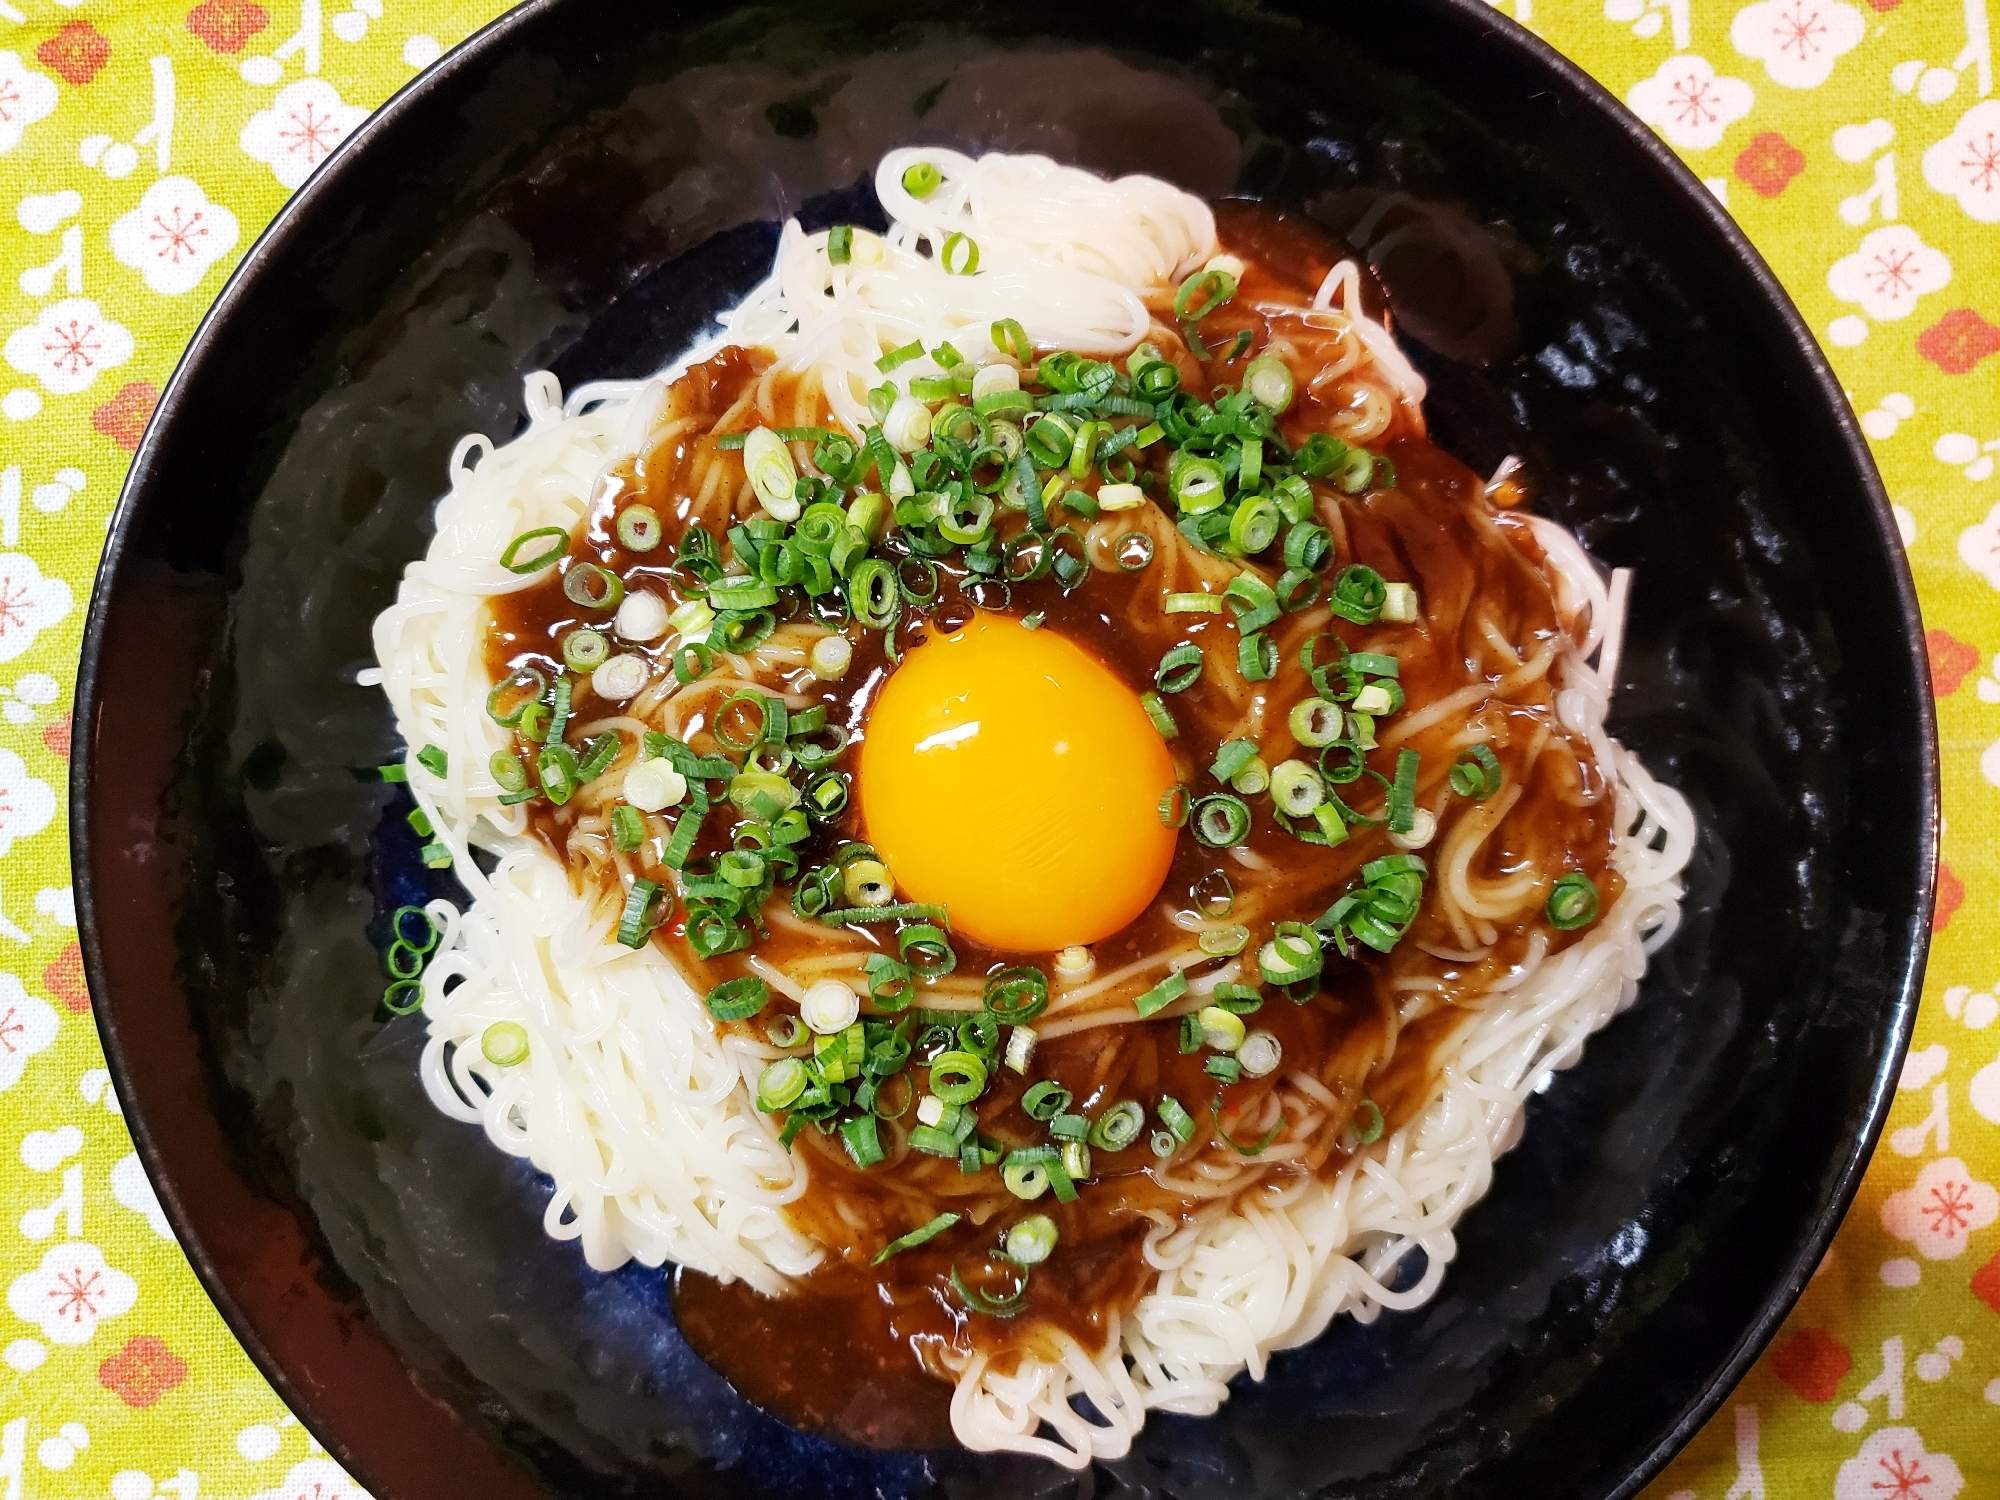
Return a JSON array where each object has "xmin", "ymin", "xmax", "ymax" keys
[{"xmin": 74, "ymin": 1, "xmax": 1931, "ymax": 1498}]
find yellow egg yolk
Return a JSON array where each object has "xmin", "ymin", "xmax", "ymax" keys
[{"xmin": 858, "ymin": 616, "xmax": 1180, "ymax": 953}]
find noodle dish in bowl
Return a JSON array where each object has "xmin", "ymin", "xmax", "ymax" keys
[{"xmin": 368, "ymin": 147, "xmax": 1695, "ymax": 1463}]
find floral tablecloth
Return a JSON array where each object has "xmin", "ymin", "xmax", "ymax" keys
[{"xmin": 0, "ymin": 0, "xmax": 1994, "ymax": 1495}]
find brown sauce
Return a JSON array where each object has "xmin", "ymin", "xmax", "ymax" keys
[{"xmin": 482, "ymin": 207, "xmax": 1618, "ymax": 1442}]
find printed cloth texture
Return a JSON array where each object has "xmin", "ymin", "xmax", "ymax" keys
[{"xmin": 0, "ymin": 0, "xmax": 1993, "ymax": 1495}]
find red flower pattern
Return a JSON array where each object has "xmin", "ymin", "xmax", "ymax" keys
[
  {"xmin": 1925, "ymin": 629, "xmax": 1980, "ymax": 695},
  {"xmin": 35, "ymin": 21, "xmax": 109, "ymax": 86},
  {"xmin": 1735, "ymin": 132, "xmax": 1807, "ymax": 197},
  {"xmin": 186, "ymin": 0, "xmax": 269, "ymax": 54},
  {"xmin": 49, "ymin": 1264, "xmax": 106, "ymax": 1324},
  {"xmin": 92, "ymin": 382, "xmax": 159, "ymax": 451},
  {"xmin": 1934, "ymin": 861, "xmax": 1963, "ymax": 933},
  {"xmin": 41, "ymin": 713, "xmax": 70, "ymax": 760},
  {"xmin": 43, "ymin": 942, "xmax": 86, "ymax": 1015},
  {"xmin": 99, "ymin": 1335, "xmax": 189, "ymax": 1408},
  {"xmin": 1917, "ymin": 309, "xmax": 2000, "ymax": 376},
  {"xmin": 1770, "ymin": 1326, "xmax": 1851, "ymax": 1401},
  {"xmin": 1973, "ymin": 1250, "xmax": 2000, "ymax": 1314}
]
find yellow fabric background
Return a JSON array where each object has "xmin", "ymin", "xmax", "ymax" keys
[{"xmin": 0, "ymin": 1, "xmax": 1992, "ymax": 1495}]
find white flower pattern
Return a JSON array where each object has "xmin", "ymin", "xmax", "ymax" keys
[
  {"xmin": 1834, "ymin": 1427, "xmax": 1965, "ymax": 1500},
  {"xmin": 1922, "ymin": 100, "xmax": 2000, "ymax": 225},
  {"xmin": 252, "ymin": 1457, "xmax": 368, "ymax": 1500},
  {"xmin": 1627, "ymin": 54, "xmax": 1756, "ymax": 151},
  {"xmin": 0, "ymin": 972, "xmax": 57, "ymax": 1091},
  {"xmin": 0, "ymin": 749, "xmax": 55, "ymax": 859},
  {"xmin": 0, "ymin": 51, "xmax": 59, "ymax": 156},
  {"xmin": 1827, "ymin": 225, "xmax": 1952, "ymax": 322},
  {"xmin": 1957, "ymin": 502, "xmax": 2000, "ymax": 589},
  {"xmin": 1730, "ymin": 0, "xmax": 1864, "ymax": 88},
  {"xmin": 110, "ymin": 177, "xmax": 243, "ymax": 295},
  {"xmin": 240, "ymin": 79, "xmax": 367, "ymax": 190},
  {"xmin": 3, "ymin": 298, "xmax": 136, "ymax": 396},
  {"xmin": 6, "ymin": 1241, "xmax": 137, "ymax": 1345},
  {"xmin": 0, "ymin": 552, "xmax": 72, "ymax": 664},
  {"xmin": 1880, "ymin": 1157, "xmax": 1999, "ymax": 1260}
]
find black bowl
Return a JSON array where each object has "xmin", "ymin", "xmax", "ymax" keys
[{"xmin": 72, "ymin": 1, "xmax": 1935, "ymax": 1497}]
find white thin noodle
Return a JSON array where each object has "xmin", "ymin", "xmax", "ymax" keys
[
  {"xmin": 372, "ymin": 148, "xmax": 1695, "ymax": 1468},
  {"xmin": 725, "ymin": 148, "xmax": 1216, "ymax": 434}
]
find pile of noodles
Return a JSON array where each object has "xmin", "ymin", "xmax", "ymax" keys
[{"xmin": 368, "ymin": 148, "xmax": 1694, "ymax": 1466}]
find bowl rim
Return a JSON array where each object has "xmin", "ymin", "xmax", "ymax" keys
[{"xmin": 69, "ymin": 1, "xmax": 1937, "ymax": 1495}]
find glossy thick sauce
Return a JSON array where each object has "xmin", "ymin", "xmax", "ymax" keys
[{"xmin": 485, "ymin": 207, "xmax": 1616, "ymax": 1444}]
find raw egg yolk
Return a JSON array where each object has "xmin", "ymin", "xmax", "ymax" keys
[{"xmin": 858, "ymin": 617, "xmax": 1180, "ymax": 952}]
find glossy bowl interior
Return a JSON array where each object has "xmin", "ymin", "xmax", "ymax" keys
[{"xmin": 73, "ymin": 1, "xmax": 1934, "ymax": 1497}]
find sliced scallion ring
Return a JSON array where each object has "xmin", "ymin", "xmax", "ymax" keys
[
  {"xmin": 1547, "ymin": 872, "xmax": 1601, "ymax": 930},
  {"xmin": 480, "ymin": 1022, "xmax": 528, "ymax": 1066},
  {"xmin": 500, "ymin": 527, "xmax": 566, "ymax": 574}
]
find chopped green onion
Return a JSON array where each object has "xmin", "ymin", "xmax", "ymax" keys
[
  {"xmin": 757, "ymin": 1057, "xmax": 808, "ymax": 1110},
  {"xmin": 1061, "ymin": 1140, "xmax": 1092, "ymax": 1182},
  {"xmin": 900, "ymin": 160, "xmax": 942, "ymax": 199},
  {"xmin": 562, "ymin": 562, "xmax": 624, "ymax": 611},
  {"xmin": 1174, "ymin": 268, "xmax": 1237, "ymax": 321},
  {"xmin": 1289, "ymin": 698, "xmax": 1344, "ymax": 748},
  {"xmin": 1259, "ymin": 921, "xmax": 1324, "ymax": 985},
  {"xmin": 561, "ymin": 629, "xmax": 609, "ymax": 672},
  {"xmin": 414, "ymin": 745, "xmax": 448, "ymax": 778},
  {"xmin": 1352, "ymin": 1098, "xmax": 1386, "ymax": 1146},
  {"xmin": 941, "ymin": 231, "xmax": 979, "ymax": 275},
  {"xmin": 1021, "ymin": 1082, "xmax": 1072, "ymax": 1121},
  {"xmin": 611, "ymin": 803, "xmax": 645, "ymax": 852},
  {"xmin": 1159, "ymin": 783, "xmax": 1190, "ymax": 828},
  {"xmin": 616, "ymin": 505, "xmax": 663, "ymax": 552},
  {"xmin": 1238, "ymin": 631, "xmax": 1277, "ymax": 681},
  {"xmin": 1381, "ymin": 581, "xmax": 1420, "ymax": 622},
  {"xmin": 929, "ymin": 1049, "xmax": 988, "ymax": 1105},
  {"xmin": 1140, "ymin": 690, "xmax": 1178, "ymax": 739},
  {"xmin": 840, "ymin": 1113, "xmax": 885, "ymax": 1168},
  {"xmin": 1164, "ymin": 591, "xmax": 1223, "ymax": 614},
  {"xmin": 1210, "ymin": 739, "xmax": 1259, "ymax": 783},
  {"xmin": 1192, "ymin": 794, "xmax": 1251, "ymax": 848},
  {"xmin": 1451, "ymin": 743, "xmax": 1503, "ymax": 800},
  {"xmin": 1329, "ymin": 564, "xmax": 1388, "ymax": 624},
  {"xmin": 1547, "ymin": 872, "xmax": 1601, "ymax": 929},
  {"xmin": 1244, "ymin": 355, "xmax": 1295, "ymax": 412},
  {"xmin": 1272, "ymin": 759, "xmax": 1325, "ymax": 817},
  {"xmin": 983, "ymin": 966, "xmax": 1049, "ymax": 1024},
  {"xmin": 1158, "ymin": 1095, "xmax": 1196, "ymax": 1143},
  {"xmin": 486, "ymin": 666, "xmax": 545, "ymax": 726},
  {"xmin": 827, "ymin": 225, "xmax": 854, "ymax": 264},
  {"xmin": 1206, "ymin": 1055, "xmax": 1242, "ymax": 1084},
  {"xmin": 1239, "ymin": 1031, "xmax": 1282, "ymax": 1078},
  {"xmin": 1135, "ymin": 968, "xmax": 1189, "ymax": 1019},
  {"xmin": 1003, "ymin": 1215, "xmax": 1058, "ymax": 1265},
  {"xmin": 615, "ymin": 878, "xmax": 668, "ymax": 948},
  {"xmin": 1197, "ymin": 1006, "xmax": 1247, "ymax": 1052},
  {"xmin": 1229, "ymin": 756, "xmax": 1269, "ymax": 796},
  {"xmin": 706, "ymin": 976, "xmax": 769, "ymax": 1022},
  {"xmin": 481, "ymin": 1021, "xmax": 529, "ymax": 1066},
  {"xmin": 1088, "ymin": 1100, "xmax": 1145, "ymax": 1151},
  {"xmin": 500, "ymin": 527, "xmax": 566, "ymax": 574},
  {"xmin": 900, "ymin": 922, "xmax": 957, "ymax": 979},
  {"xmin": 873, "ymin": 1211, "xmax": 960, "ymax": 1264},
  {"xmin": 1198, "ymin": 925, "xmax": 1250, "ymax": 956},
  {"xmin": 950, "ymin": 1263, "xmax": 1028, "ymax": 1317},
  {"xmin": 1387, "ymin": 748, "xmax": 1420, "ymax": 835},
  {"xmin": 1156, "ymin": 643, "xmax": 1203, "ymax": 693},
  {"xmin": 991, "ymin": 318, "xmax": 1032, "ymax": 362}
]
